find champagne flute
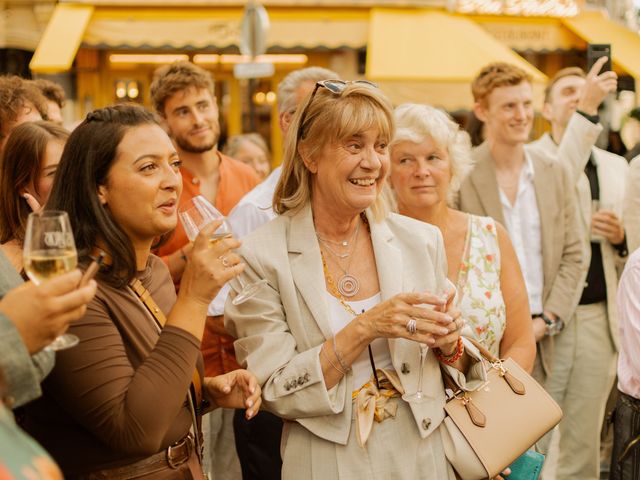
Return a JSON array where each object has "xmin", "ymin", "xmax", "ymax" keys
[
  {"xmin": 178, "ymin": 196, "xmax": 267, "ymax": 305},
  {"xmin": 402, "ymin": 282, "xmax": 453, "ymax": 404},
  {"xmin": 23, "ymin": 210, "xmax": 80, "ymax": 350}
]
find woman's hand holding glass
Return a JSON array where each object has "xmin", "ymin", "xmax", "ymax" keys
[
  {"xmin": 429, "ymin": 288, "xmax": 465, "ymax": 355},
  {"xmin": 179, "ymin": 220, "xmax": 244, "ymax": 306},
  {"xmin": 179, "ymin": 195, "xmax": 266, "ymax": 305},
  {"xmin": 356, "ymin": 292, "xmax": 456, "ymax": 345}
]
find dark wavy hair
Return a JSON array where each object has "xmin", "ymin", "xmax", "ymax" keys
[{"xmin": 46, "ymin": 104, "xmax": 160, "ymax": 288}]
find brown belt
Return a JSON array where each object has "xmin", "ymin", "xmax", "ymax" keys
[{"xmin": 76, "ymin": 433, "xmax": 195, "ymax": 479}]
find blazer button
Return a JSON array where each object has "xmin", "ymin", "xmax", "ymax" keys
[
  {"xmin": 297, "ymin": 376, "xmax": 304, "ymax": 386},
  {"xmin": 284, "ymin": 382, "xmax": 291, "ymax": 391},
  {"xmin": 422, "ymin": 418, "xmax": 431, "ymax": 430},
  {"xmin": 304, "ymin": 373, "xmax": 310, "ymax": 382},
  {"xmin": 401, "ymin": 363, "xmax": 410, "ymax": 375}
]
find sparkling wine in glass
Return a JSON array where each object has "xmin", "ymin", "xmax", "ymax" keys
[
  {"xmin": 178, "ymin": 196, "xmax": 266, "ymax": 305},
  {"xmin": 23, "ymin": 210, "xmax": 80, "ymax": 350},
  {"xmin": 402, "ymin": 283, "xmax": 452, "ymax": 404}
]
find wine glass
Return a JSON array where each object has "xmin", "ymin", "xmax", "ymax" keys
[
  {"xmin": 403, "ymin": 282, "xmax": 453, "ymax": 403},
  {"xmin": 23, "ymin": 210, "xmax": 80, "ymax": 351},
  {"xmin": 178, "ymin": 196, "xmax": 267, "ymax": 305}
]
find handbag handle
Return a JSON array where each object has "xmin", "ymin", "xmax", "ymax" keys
[{"xmin": 441, "ymin": 336, "xmax": 526, "ymax": 401}]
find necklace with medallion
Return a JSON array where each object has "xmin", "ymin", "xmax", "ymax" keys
[{"xmin": 317, "ymin": 219, "xmax": 361, "ymax": 297}]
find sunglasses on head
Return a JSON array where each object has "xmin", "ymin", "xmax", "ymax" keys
[{"xmin": 297, "ymin": 79, "xmax": 378, "ymax": 141}]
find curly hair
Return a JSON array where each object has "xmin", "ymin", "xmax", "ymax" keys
[
  {"xmin": 150, "ymin": 61, "xmax": 214, "ymax": 117},
  {"xmin": 0, "ymin": 75, "xmax": 48, "ymax": 141},
  {"xmin": 390, "ymin": 103, "xmax": 474, "ymax": 205},
  {"xmin": 32, "ymin": 78, "xmax": 66, "ymax": 108}
]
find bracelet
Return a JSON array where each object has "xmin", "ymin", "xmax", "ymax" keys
[
  {"xmin": 434, "ymin": 337, "xmax": 464, "ymax": 365},
  {"xmin": 332, "ymin": 336, "xmax": 352, "ymax": 373},
  {"xmin": 321, "ymin": 344, "xmax": 347, "ymax": 375}
]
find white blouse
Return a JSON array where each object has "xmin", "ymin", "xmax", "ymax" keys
[{"xmin": 325, "ymin": 292, "xmax": 393, "ymax": 388}]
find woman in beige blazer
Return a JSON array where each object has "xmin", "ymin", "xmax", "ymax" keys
[{"xmin": 225, "ymin": 81, "xmax": 486, "ymax": 479}]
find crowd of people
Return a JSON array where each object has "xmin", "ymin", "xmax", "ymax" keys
[{"xmin": 0, "ymin": 55, "xmax": 639, "ymax": 480}]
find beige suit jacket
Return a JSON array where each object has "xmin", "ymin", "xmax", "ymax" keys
[
  {"xmin": 530, "ymin": 131, "xmax": 628, "ymax": 351},
  {"xmin": 457, "ymin": 141, "xmax": 584, "ymax": 375},
  {"xmin": 625, "ymin": 155, "xmax": 640, "ymax": 254},
  {"xmin": 224, "ymin": 203, "xmax": 485, "ymax": 446}
]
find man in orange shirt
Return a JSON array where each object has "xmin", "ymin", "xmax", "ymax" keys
[
  {"xmin": 151, "ymin": 61, "xmax": 259, "ymax": 286},
  {"xmin": 150, "ymin": 62, "xmax": 259, "ymax": 479}
]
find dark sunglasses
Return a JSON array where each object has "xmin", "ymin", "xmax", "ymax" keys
[{"xmin": 297, "ymin": 79, "xmax": 378, "ymax": 141}]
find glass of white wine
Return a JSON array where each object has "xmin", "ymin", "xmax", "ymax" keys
[
  {"xmin": 178, "ymin": 196, "xmax": 266, "ymax": 305},
  {"xmin": 23, "ymin": 210, "xmax": 80, "ymax": 350},
  {"xmin": 403, "ymin": 281, "xmax": 454, "ymax": 404}
]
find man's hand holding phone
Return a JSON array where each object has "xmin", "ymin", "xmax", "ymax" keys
[{"xmin": 578, "ymin": 54, "xmax": 618, "ymax": 116}]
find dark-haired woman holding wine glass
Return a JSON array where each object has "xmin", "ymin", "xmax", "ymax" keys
[{"xmin": 22, "ymin": 104, "xmax": 261, "ymax": 479}]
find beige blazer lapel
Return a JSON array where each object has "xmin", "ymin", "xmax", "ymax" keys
[
  {"xmin": 530, "ymin": 153, "xmax": 556, "ymax": 293},
  {"xmin": 470, "ymin": 142, "xmax": 506, "ymax": 225},
  {"xmin": 368, "ymin": 211, "xmax": 405, "ymax": 363},
  {"xmin": 288, "ymin": 204, "xmax": 333, "ymax": 340}
]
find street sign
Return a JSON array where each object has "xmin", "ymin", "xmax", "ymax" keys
[
  {"xmin": 233, "ymin": 62, "xmax": 275, "ymax": 79},
  {"xmin": 240, "ymin": 2, "xmax": 270, "ymax": 58}
]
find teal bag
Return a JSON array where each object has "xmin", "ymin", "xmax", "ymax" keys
[{"xmin": 507, "ymin": 450, "xmax": 545, "ymax": 480}]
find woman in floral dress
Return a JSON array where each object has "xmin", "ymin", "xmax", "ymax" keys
[{"xmin": 388, "ymin": 103, "xmax": 535, "ymax": 369}]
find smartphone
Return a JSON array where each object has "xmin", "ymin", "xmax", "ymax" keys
[
  {"xmin": 79, "ymin": 252, "xmax": 105, "ymax": 287},
  {"xmin": 587, "ymin": 44, "xmax": 611, "ymax": 72}
]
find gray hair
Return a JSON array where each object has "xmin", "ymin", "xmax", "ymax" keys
[
  {"xmin": 390, "ymin": 103, "xmax": 474, "ymax": 203},
  {"xmin": 277, "ymin": 66, "xmax": 339, "ymax": 115},
  {"xmin": 223, "ymin": 133, "xmax": 270, "ymax": 160}
]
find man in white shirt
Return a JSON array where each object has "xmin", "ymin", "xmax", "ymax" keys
[
  {"xmin": 530, "ymin": 61, "xmax": 625, "ymax": 480},
  {"xmin": 213, "ymin": 66, "xmax": 338, "ymax": 480},
  {"xmin": 457, "ymin": 62, "xmax": 590, "ymax": 383}
]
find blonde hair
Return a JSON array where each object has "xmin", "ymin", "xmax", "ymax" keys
[
  {"xmin": 471, "ymin": 62, "xmax": 532, "ymax": 105},
  {"xmin": 273, "ymin": 82, "xmax": 395, "ymax": 221},
  {"xmin": 390, "ymin": 103, "xmax": 474, "ymax": 205}
]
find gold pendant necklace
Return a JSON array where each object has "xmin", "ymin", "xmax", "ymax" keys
[{"xmin": 319, "ymin": 222, "xmax": 361, "ymax": 297}]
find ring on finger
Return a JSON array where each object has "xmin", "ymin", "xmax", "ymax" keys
[
  {"xmin": 219, "ymin": 255, "xmax": 231, "ymax": 268},
  {"xmin": 406, "ymin": 318, "xmax": 417, "ymax": 335}
]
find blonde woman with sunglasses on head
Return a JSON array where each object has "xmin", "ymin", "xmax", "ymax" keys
[{"xmin": 225, "ymin": 81, "xmax": 487, "ymax": 479}]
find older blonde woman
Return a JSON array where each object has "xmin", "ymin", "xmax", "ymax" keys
[
  {"xmin": 388, "ymin": 104, "xmax": 535, "ymax": 370},
  {"xmin": 225, "ymin": 81, "xmax": 487, "ymax": 479}
]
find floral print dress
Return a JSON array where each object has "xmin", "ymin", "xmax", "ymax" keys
[{"xmin": 456, "ymin": 215, "xmax": 506, "ymax": 357}]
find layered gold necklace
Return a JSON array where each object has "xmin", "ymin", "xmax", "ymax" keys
[{"xmin": 317, "ymin": 220, "xmax": 361, "ymax": 297}]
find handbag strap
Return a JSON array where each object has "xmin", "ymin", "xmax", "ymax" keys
[
  {"xmin": 129, "ymin": 278, "xmax": 206, "ymax": 463},
  {"xmin": 129, "ymin": 278, "xmax": 204, "ymax": 413}
]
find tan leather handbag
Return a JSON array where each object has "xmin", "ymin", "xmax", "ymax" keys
[{"xmin": 440, "ymin": 338, "xmax": 562, "ymax": 480}]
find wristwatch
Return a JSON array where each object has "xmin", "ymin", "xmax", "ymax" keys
[{"xmin": 541, "ymin": 313, "xmax": 564, "ymax": 337}]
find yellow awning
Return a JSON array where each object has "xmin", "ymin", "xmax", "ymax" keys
[
  {"xmin": 366, "ymin": 8, "xmax": 547, "ymax": 83},
  {"xmin": 82, "ymin": 7, "xmax": 368, "ymax": 50},
  {"xmin": 562, "ymin": 10, "xmax": 640, "ymax": 79},
  {"xmin": 29, "ymin": 4, "xmax": 93, "ymax": 73}
]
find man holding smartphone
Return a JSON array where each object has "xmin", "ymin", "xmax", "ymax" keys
[{"xmin": 530, "ymin": 56, "xmax": 626, "ymax": 480}]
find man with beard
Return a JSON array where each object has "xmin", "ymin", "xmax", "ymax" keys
[
  {"xmin": 151, "ymin": 62, "xmax": 259, "ymax": 480},
  {"xmin": 151, "ymin": 61, "xmax": 259, "ymax": 284}
]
